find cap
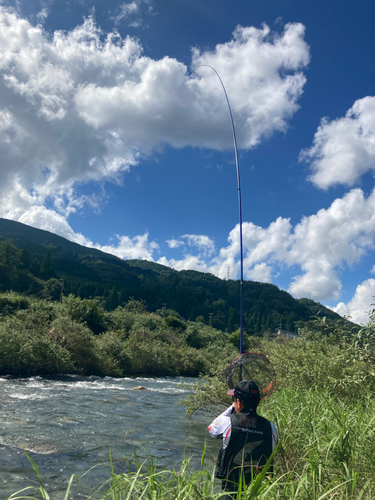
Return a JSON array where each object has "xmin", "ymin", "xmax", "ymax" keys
[{"xmin": 227, "ymin": 380, "xmax": 260, "ymax": 406}]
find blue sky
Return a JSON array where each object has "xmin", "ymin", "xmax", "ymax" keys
[{"xmin": 1, "ymin": 0, "xmax": 375, "ymax": 323}]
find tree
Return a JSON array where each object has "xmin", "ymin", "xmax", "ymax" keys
[
  {"xmin": 20, "ymin": 247, "xmax": 31, "ymax": 269},
  {"xmin": 43, "ymin": 278, "xmax": 62, "ymax": 301},
  {"xmin": 227, "ymin": 307, "xmax": 239, "ymax": 332},
  {"xmin": 106, "ymin": 287, "xmax": 119, "ymax": 311},
  {"xmin": 40, "ymin": 250, "xmax": 53, "ymax": 279}
]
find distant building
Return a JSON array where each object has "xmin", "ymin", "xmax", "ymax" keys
[{"xmin": 275, "ymin": 327, "xmax": 299, "ymax": 339}]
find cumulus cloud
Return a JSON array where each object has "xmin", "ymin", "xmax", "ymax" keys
[
  {"xmin": 18, "ymin": 206, "xmax": 90, "ymax": 246},
  {"xmin": 36, "ymin": 7, "xmax": 49, "ymax": 22},
  {"xmin": 97, "ymin": 233, "xmax": 159, "ymax": 260},
  {"xmin": 0, "ymin": 7, "xmax": 309, "ymax": 227},
  {"xmin": 182, "ymin": 234, "xmax": 215, "ymax": 255},
  {"xmin": 157, "ymin": 254, "xmax": 209, "ymax": 273},
  {"xmin": 301, "ymin": 96, "xmax": 375, "ymax": 189},
  {"xmin": 331, "ymin": 279, "xmax": 375, "ymax": 325},
  {"xmin": 246, "ymin": 263, "xmax": 272, "ymax": 283},
  {"xmin": 166, "ymin": 234, "xmax": 215, "ymax": 254},
  {"xmin": 160, "ymin": 187, "xmax": 375, "ymax": 303}
]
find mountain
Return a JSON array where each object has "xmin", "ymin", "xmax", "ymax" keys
[{"xmin": 0, "ymin": 218, "xmax": 345, "ymax": 332}]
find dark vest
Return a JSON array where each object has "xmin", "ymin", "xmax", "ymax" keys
[{"xmin": 215, "ymin": 410, "xmax": 273, "ymax": 483}]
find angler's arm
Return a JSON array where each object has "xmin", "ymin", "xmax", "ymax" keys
[
  {"xmin": 271, "ymin": 422, "xmax": 278, "ymax": 450},
  {"xmin": 208, "ymin": 406, "xmax": 233, "ymax": 445}
]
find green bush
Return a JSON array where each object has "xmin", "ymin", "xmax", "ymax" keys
[
  {"xmin": 0, "ymin": 314, "xmax": 73, "ymax": 376},
  {"xmin": 227, "ymin": 328, "xmax": 252, "ymax": 351},
  {"xmin": 124, "ymin": 332, "xmax": 177, "ymax": 375},
  {"xmin": 131, "ymin": 312, "xmax": 163, "ymax": 332},
  {"xmin": 94, "ymin": 331, "xmax": 131, "ymax": 376},
  {"xmin": 0, "ymin": 292, "xmax": 29, "ymax": 316},
  {"xmin": 50, "ymin": 316, "xmax": 102, "ymax": 374},
  {"xmin": 186, "ymin": 323, "xmax": 225, "ymax": 349},
  {"xmin": 172, "ymin": 345, "xmax": 206, "ymax": 376},
  {"xmin": 164, "ymin": 316, "xmax": 187, "ymax": 330},
  {"xmin": 62, "ymin": 294, "xmax": 107, "ymax": 334},
  {"xmin": 110, "ymin": 306, "xmax": 136, "ymax": 334}
]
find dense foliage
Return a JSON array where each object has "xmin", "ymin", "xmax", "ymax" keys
[
  {"xmin": 182, "ymin": 313, "xmax": 375, "ymax": 411},
  {"xmin": 0, "ymin": 292, "xmax": 238, "ymax": 377},
  {"xmin": 0, "ymin": 218, "xmax": 346, "ymax": 333}
]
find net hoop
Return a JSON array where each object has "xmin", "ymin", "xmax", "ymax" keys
[{"xmin": 226, "ymin": 352, "xmax": 276, "ymax": 401}]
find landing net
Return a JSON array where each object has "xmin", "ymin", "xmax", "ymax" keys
[{"xmin": 226, "ymin": 352, "xmax": 276, "ymax": 400}]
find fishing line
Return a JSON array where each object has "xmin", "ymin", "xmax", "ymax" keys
[
  {"xmin": 177, "ymin": 67, "xmax": 277, "ymax": 396},
  {"xmin": 176, "ymin": 64, "xmax": 244, "ymax": 354}
]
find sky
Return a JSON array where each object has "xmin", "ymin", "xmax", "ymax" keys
[{"xmin": 1, "ymin": 0, "xmax": 375, "ymax": 324}]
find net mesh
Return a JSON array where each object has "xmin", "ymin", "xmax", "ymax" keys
[{"xmin": 226, "ymin": 352, "xmax": 276, "ymax": 400}]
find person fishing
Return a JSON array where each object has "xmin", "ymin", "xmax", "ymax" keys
[{"xmin": 208, "ymin": 380, "xmax": 278, "ymax": 498}]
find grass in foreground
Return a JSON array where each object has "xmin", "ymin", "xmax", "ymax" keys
[{"xmin": 7, "ymin": 386, "xmax": 375, "ymax": 500}]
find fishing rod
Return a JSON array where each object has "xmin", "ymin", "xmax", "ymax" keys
[{"xmin": 178, "ymin": 65, "xmax": 244, "ymax": 355}]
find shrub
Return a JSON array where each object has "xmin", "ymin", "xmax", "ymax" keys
[
  {"xmin": 172, "ymin": 345, "xmax": 206, "ymax": 376},
  {"xmin": 124, "ymin": 332, "xmax": 177, "ymax": 375},
  {"xmin": 110, "ymin": 306, "xmax": 136, "ymax": 334},
  {"xmin": 131, "ymin": 313, "xmax": 163, "ymax": 332},
  {"xmin": 62, "ymin": 295, "xmax": 107, "ymax": 334},
  {"xmin": 50, "ymin": 316, "xmax": 102, "ymax": 374},
  {"xmin": 186, "ymin": 323, "xmax": 226, "ymax": 349},
  {"xmin": 164, "ymin": 316, "xmax": 187, "ymax": 330},
  {"xmin": 0, "ymin": 292, "xmax": 29, "ymax": 316},
  {"xmin": 0, "ymin": 314, "xmax": 73, "ymax": 376},
  {"xmin": 227, "ymin": 328, "xmax": 252, "ymax": 351},
  {"xmin": 94, "ymin": 331, "xmax": 131, "ymax": 376}
]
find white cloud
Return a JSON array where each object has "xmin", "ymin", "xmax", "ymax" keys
[
  {"xmin": 0, "ymin": 8, "xmax": 309, "ymax": 224},
  {"xmin": 331, "ymin": 279, "xmax": 375, "ymax": 325},
  {"xmin": 157, "ymin": 255, "xmax": 209, "ymax": 273},
  {"xmin": 286, "ymin": 188, "xmax": 375, "ymax": 299},
  {"xmin": 301, "ymin": 96, "xmax": 375, "ymax": 189},
  {"xmin": 97, "ymin": 233, "xmax": 159, "ymax": 260},
  {"xmin": 166, "ymin": 234, "xmax": 215, "ymax": 255},
  {"xmin": 36, "ymin": 8, "xmax": 49, "ymax": 22},
  {"xmin": 166, "ymin": 238, "xmax": 184, "ymax": 249},
  {"xmin": 112, "ymin": 1, "xmax": 142, "ymax": 26},
  {"xmin": 18, "ymin": 206, "xmax": 90, "ymax": 246},
  {"xmin": 14, "ymin": 205, "xmax": 159, "ymax": 261},
  {"xmin": 182, "ymin": 234, "xmax": 215, "ymax": 255},
  {"xmin": 247, "ymin": 263, "xmax": 272, "ymax": 283}
]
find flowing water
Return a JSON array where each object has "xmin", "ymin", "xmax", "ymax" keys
[{"xmin": 0, "ymin": 375, "xmax": 220, "ymax": 499}]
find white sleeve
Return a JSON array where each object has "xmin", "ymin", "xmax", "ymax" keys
[
  {"xmin": 208, "ymin": 406, "xmax": 233, "ymax": 447},
  {"xmin": 270, "ymin": 422, "xmax": 278, "ymax": 450}
]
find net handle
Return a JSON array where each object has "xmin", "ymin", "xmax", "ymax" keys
[{"xmin": 226, "ymin": 351, "xmax": 277, "ymax": 401}]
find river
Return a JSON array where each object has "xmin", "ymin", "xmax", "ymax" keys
[{"xmin": 0, "ymin": 375, "xmax": 220, "ymax": 499}]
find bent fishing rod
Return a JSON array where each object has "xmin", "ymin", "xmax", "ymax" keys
[{"xmin": 177, "ymin": 65, "xmax": 245, "ymax": 356}]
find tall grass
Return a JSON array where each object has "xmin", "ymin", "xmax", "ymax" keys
[{"xmin": 7, "ymin": 386, "xmax": 374, "ymax": 500}]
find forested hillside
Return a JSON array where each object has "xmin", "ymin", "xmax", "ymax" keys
[{"xmin": 0, "ymin": 217, "xmax": 346, "ymax": 333}]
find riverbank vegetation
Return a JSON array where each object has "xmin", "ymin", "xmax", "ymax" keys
[
  {"xmin": 6, "ymin": 306, "xmax": 375, "ymax": 498},
  {"xmin": 0, "ymin": 292, "xmax": 240, "ymax": 377}
]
